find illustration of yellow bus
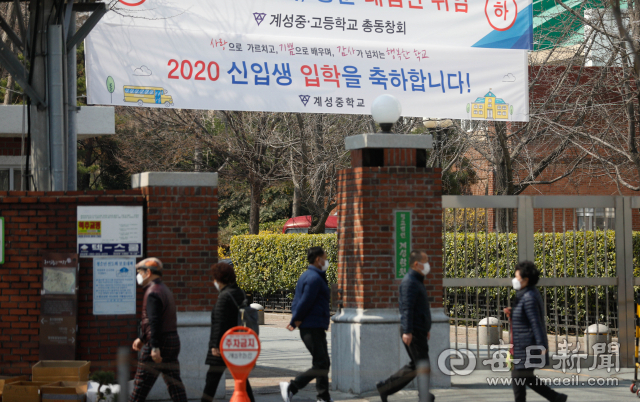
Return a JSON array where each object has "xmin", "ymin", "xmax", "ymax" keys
[{"xmin": 123, "ymin": 86, "xmax": 174, "ymax": 107}]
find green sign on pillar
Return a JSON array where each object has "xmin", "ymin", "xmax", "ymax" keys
[{"xmin": 395, "ymin": 211, "xmax": 411, "ymax": 279}]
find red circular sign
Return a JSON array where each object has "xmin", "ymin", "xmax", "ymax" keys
[
  {"xmin": 119, "ymin": 0, "xmax": 146, "ymax": 6},
  {"xmin": 485, "ymin": 0, "xmax": 518, "ymax": 32},
  {"xmin": 220, "ymin": 327, "xmax": 260, "ymax": 402}
]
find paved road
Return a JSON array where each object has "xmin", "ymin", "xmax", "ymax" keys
[{"xmin": 166, "ymin": 325, "xmax": 636, "ymax": 401}]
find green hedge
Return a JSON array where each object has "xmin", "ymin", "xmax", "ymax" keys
[
  {"xmin": 445, "ymin": 231, "xmax": 630, "ymax": 329},
  {"xmin": 231, "ymin": 234, "xmax": 337, "ymax": 295},
  {"xmin": 231, "ymin": 231, "xmax": 636, "ymax": 330}
]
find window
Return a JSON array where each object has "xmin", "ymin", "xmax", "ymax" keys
[
  {"xmin": 576, "ymin": 208, "xmax": 615, "ymax": 230},
  {"xmin": 0, "ymin": 168, "xmax": 23, "ymax": 191},
  {"xmin": 285, "ymin": 228, "xmax": 308, "ymax": 234}
]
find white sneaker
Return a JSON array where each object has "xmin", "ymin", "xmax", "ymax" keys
[{"xmin": 280, "ymin": 382, "xmax": 293, "ymax": 402}]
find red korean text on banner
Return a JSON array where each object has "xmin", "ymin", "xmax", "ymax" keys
[
  {"xmin": 485, "ymin": 0, "xmax": 517, "ymax": 31},
  {"xmin": 220, "ymin": 327, "xmax": 261, "ymax": 402}
]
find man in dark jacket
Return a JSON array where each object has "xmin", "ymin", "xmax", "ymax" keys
[
  {"xmin": 130, "ymin": 258, "xmax": 188, "ymax": 402},
  {"xmin": 280, "ymin": 246, "xmax": 332, "ymax": 402},
  {"xmin": 505, "ymin": 261, "xmax": 567, "ymax": 402},
  {"xmin": 377, "ymin": 250, "xmax": 435, "ymax": 402}
]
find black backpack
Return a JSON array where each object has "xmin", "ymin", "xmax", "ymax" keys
[{"xmin": 229, "ymin": 291, "xmax": 260, "ymax": 336}]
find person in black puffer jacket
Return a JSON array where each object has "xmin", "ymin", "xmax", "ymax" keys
[
  {"xmin": 376, "ymin": 250, "xmax": 435, "ymax": 402},
  {"xmin": 504, "ymin": 261, "xmax": 567, "ymax": 402},
  {"xmin": 201, "ymin": 262, "xmax": 255, "ymax": 402}
]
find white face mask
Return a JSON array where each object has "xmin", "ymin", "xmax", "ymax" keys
[
  {"xmin": 214, "ymin": 281, "xmax": 220, "ymax": 291},
  {"xmin": 512, "ymin": 277, "xmax": 522, "ymax": 290},
  {"xmin": 136, "ymin": 273, "xmax": 145, "ymax": 286},
  {"xmin": 421, "ymin": 262, "xmax": 431, "ymax": 276},
  {"xmin": 322, "ymin": 260, "xmax": 330, "ymax": 272}
]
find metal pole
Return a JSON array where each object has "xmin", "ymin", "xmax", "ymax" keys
[
  {"xmin": 47, "ymin": 24, "xmax": 65, "ymax": 191},
  {"xmin": 30, "ymin": 0, "xmax": 53, "ymax": 191},
  {"xmin": 67, "ymin": 11, "xmax": 77, "ymax": 191},
  {"xmin": 417, "ymin": 360, "xmax": 431, "ymax": 402},
  {"xmin": 117, "ymin": 346, "xmax": 129, "ymax": 400}
]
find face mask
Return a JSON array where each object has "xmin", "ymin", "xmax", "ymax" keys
[
  {"xmin": 512, "ymin": 278, "xmax": 522, "ymax": 290},
  {"xmin": 136, "ymin": 273, "xmax": 144, "ymax": 286},
  {"xmin": 322, "ymin": 260, "xmax": 330, "ymax": 272},
  {"xmin": 214, "ymin": 281, "xmax": 220, "ymax": 291},
  {"xmin": 421, "ymin": 262, "xmax": 431, "ymax": 276}
]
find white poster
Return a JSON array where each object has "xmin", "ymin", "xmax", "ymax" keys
[
  {"xmin": 106, "ymin": 0, "xmax": 533, "ymax": 50},
  {"xmin": 77, "ymin": 206, "xmax": 144, "ymax": 258},
  {"xmin": 93, "ymin": 258, "xmax": 137, "ymax": 315},
  {"xmin": 86, "ymin": 25, "xmax": 530, "ymax": 121}
]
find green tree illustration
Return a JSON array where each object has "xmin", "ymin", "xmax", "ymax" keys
[
  {"xmin": 106, "ymin": 76, "xmax": 115, "ymax": 103},
  {"xmin": 466, "ymin": 103, "xmax": 470, "ymax": 114}
]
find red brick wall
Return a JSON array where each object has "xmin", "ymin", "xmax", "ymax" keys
[
  {"xmin": 0, "ymin": 138, "xmax": 23, "ymax": 156},
  {"xmin": 336, "ymin": 167, "xmax": 443, "ymax": 310},
  {"xmin": 141, "ymin": 186, "xmax": 219, "ymax": 312},
  {"xmin": 0, "ymin": 186, "xmax": 218, "ymax": 376}
]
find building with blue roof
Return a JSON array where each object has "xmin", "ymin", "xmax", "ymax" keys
[{"xmin": 470, "ymin": 90, "xmax": 510, "ymax": 120}]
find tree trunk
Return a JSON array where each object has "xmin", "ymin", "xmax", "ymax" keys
[
  {"xmin": 292, "ymin": 114, "xmax": 308, "ymax": 218},
  {"xmin": 1, "ymin": 3, "xmax": 16, "ymax": 104},
  {"xmin": 194, "ymin": 149, "xmax": 203, "ymax": 172},
  {"xmin": 494, "ymin": 121, "xmax": 514, "ymax": 233},
  {"xmin": 79, "ymin": 140, "xmax": 94, "ymax": 190},
  {"xmin": 3, "ymin": 74, "xmax": 14, "ymax": 105},
  {"xmin": 249, "ymin": 179, "xmax": 262, "ymax": 235},
  {"xmin": 309, "ymin": 209, "xmax": 331, "ymax": 234},
  {"xmin": 292, "ymin": 185, "xmax": 302, "ymax": 217}
]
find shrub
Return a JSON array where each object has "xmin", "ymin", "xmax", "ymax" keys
[
  {"xmin": 231, "ymin": 234, "xmax": 337, "ymax": 295},
  {"xmin": 444, "ymin": 231, "xmax": 623, "ymax": 332},
  {"xmin": 231, "ymin": 230, "xmax": 629, "ymax": 333},
  {"xmin": 219, "ymin": 219, "xmax": 289, "ymax": 249}
]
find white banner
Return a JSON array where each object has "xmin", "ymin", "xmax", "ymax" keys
[
  {"xmin": 107, "ymin": 0, "xmax": 533, "ymax": 50},
  {"xmin": 86, "ymin": 24, "xmax": 529, "ymax": 121}
]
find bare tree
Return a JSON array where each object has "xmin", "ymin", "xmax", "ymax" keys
[
  {"xmin": 567, "ymin": 1, "xmax": 640, "ymax": 192},
  {"xmin": 283, "ymin": 114, "xmax": 372, "ymax": 233}
]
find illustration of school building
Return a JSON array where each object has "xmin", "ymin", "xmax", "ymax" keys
[{"xmin": 470, "ymin": 90, "xmax": 510, "ymax": 120}]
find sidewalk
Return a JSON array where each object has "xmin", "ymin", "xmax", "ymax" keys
[{"xmin": 161, "ymin": 315, "xmax": 634, "ymax": 401}]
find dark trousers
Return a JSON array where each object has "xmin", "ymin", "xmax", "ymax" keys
[
  {"xmin": 129, "ymin": 333, "xmax": 188, "ymax": 402},
  {"xmin": 512, "ymin": 369, "xmax": 562, "ymax": 402},
  {"xmin": 378, "ymin": 330, "xmax": 435, "ymax": 402},
  {"xmin": 201, "ymin": 361, "xmax": 255, "ymax": 402},
  {"xmin": 289, "ymin": 328, "xmax": 331, "ymax": 401}
]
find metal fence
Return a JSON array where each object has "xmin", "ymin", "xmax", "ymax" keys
[{"xmin": 442, "ymin": 196, "xmax": 638, "ymax": 368}]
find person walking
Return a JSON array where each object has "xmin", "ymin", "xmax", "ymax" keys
[
  {"xmin": 130, "ymin": 258, "xmax": 188, "ymax": 402},
  {"xmin": 376, "ymin": 250, "xmax": 435, "ymax": 402},
  {"xmin": 504, "ymin": 261, "xmax": 567, "ymax": 402},
  {"xmin": 280, "ymin": 246, "xmax": 332, "ymax": 402},
  {"xmin": 201, "ymin": 262, "xmax": 256, "ymax": 402}
]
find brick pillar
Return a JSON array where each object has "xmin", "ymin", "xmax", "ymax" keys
[
  {"xmin": 331, "ymin": 134, "xmax": 450, "ymax": 394},
  {"xmin": 133, "ymin": 172, "xmax": 219, "ymax": 312},
  {"xmin": 132, "ymin": 172, "xmax": 224, "ymax": 399}
]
